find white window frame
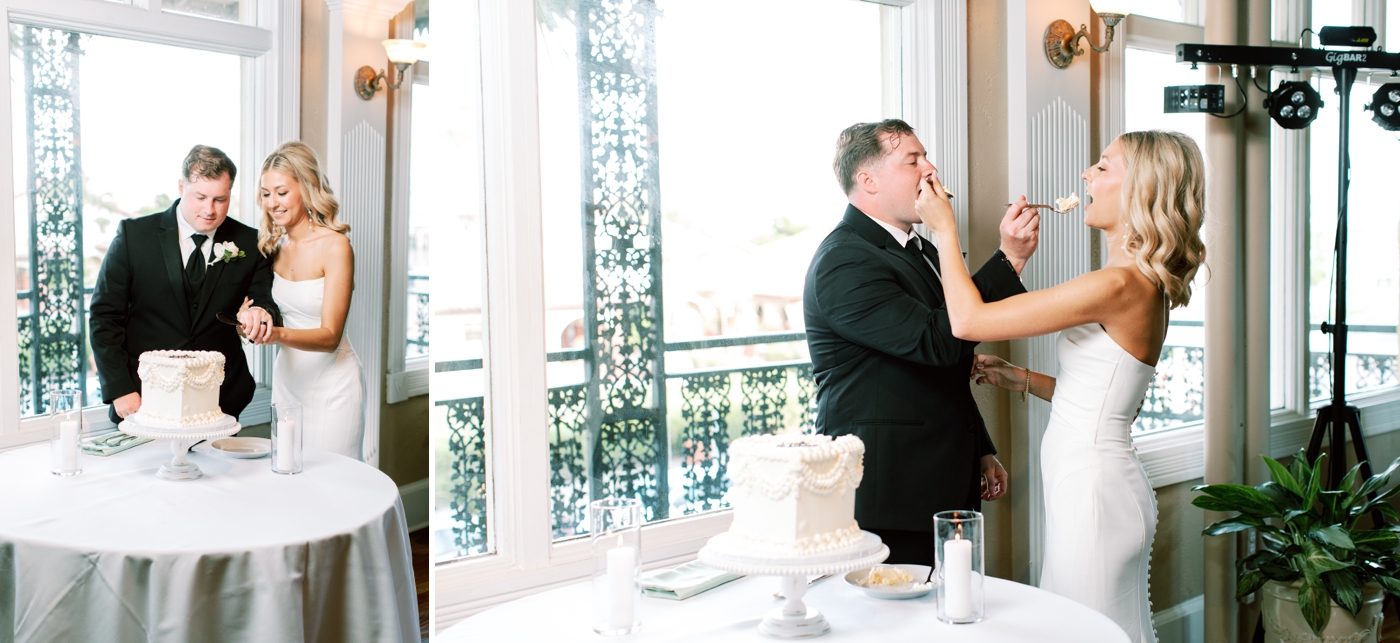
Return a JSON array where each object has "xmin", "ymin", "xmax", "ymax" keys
[
  {"xmin": 0, "ymin": 0, "xmax": 298, "ymax": 450},
  {"xmin": 386, "ymin": 1, "xmax": 427, "ymax": 404},
  {"xmin": 1125, "ymin": 1, "xmax": 1400, "ymax": 488},
  {"xmin": 432, "ymin": 0, "xmax": 967, "ymax": 629}
]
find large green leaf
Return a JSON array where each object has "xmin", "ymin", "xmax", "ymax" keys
[
  {"xmin": 1322, "ymin": 569, "xmax": 1363, "ymax": 615},
  {"xmin": 1297, "ymin": 577, "xmax": 1332, "ymax": 636},
  {"xmin": 1305, "ymin": 455, "xmax": 1325, "ymax": 510},
  {"xmin": 1308, "ymin": 525, "xmax": 1355, "ymax": 550},
  {"xmin": 1377, "ymin": 574, "xmax": 1400, "ymax": 598},
  {"xmin": 1258, "ymin": 481, "xmax": 1305, "ymax": 513},
  {"xmin": 1302, "ymin": 541, "xmax": 1353, "ymax": 573},
  {"xmin": 1290, "ymin": 449, "xmax": 1313, "ymax": 493},
  {"xmin": 1356, "ymin": 456, "xmax": 1400, "ymax": 498},
  {"xmin": 1339, "ymin": 461, "xmax": 1364, "ymax": 495},
  {"xmin": 1264, "ymin": 454, "xmax": 1305, "ymax": 497},
  {"xmin": 1204, "ymin": 516, "xmax": 1265, "ymax": 537},
  {"xmin": 1195, "ymin": 484, "xmax": 1278, "ymax": 517},
  {"xmin": 1193, "ymin": 495, "xmax": 1242, "ymax": 513},
  {"xmin": 1351, "ymin": 529, "xmax": 1400, "ymax": 552},
  {"xmin": 1236, "ymin": 569, "xmax": 1267, "ymax": 599}
]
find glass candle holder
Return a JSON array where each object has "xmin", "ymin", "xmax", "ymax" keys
[
  {"xmin": 49, "ymin": 390, "xmax": 83, "ymax": 476},
  {"xmin": 590, "ymin": 497, "xmax": 642, "ymax": 636},
  {"xmin": 934, "ymin": 510, "xmax": 984, "ymax": 624},
  {"xmin": 271, "ymin": 402, "xmax": 302, "ymax": 474}
]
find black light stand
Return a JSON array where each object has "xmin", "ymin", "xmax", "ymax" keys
[
  {"xmin": 1177, "ymin": 44, "xmax": 1400, "ymax": 489},
  {"xmin": 1179, "ymin": 41, "xmax": 1400, "ymax": 643}
]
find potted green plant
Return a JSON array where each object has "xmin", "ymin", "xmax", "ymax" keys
[{"xmin": 1193, "ymin": 449, "xmax": 1400, "ymax": 640}]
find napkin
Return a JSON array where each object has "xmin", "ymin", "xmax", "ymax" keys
[
  {"xmin": 81, "ymin": 432, "xmax": 152, "ymax": 456},
  {"xmin": 640, "ymin": 560, "xmax": 742, "ymax": 600}
]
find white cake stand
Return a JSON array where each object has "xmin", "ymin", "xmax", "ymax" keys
[
  {"xmin": 698, "ymin": 531, "xmax": 889, "ymax": 639},
  {"xmin": 118, "ymin": 414, "xmax": 241, "ymax": 481}
]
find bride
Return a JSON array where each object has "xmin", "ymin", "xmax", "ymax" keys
[
  {"xmin": 247, "ymin": 141, "xmax": 366, "ymax": 461},
  {"xmin": 915, "ymin": 130, "xmax": 1206, "ymax": 643}
]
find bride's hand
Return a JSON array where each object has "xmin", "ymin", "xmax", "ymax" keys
[
  {"xmin": 971, "ymin": 354, "xmax": 1023, "ymax": 391},
  {"xmin": 915, "ymin": 173, "xmax": 956, "ymax": 239},
  {"xmin": 238, "ymin": 297, "xmax": 252, "ymax": 314}
]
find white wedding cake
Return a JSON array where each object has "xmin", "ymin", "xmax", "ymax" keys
[
  {"xmin": 131, "ymin": 350, "xmax": 226, "ymax": 428},
  {"xmin": 722, "ymin": 433, "xmax": 866, "ymax": 556}
]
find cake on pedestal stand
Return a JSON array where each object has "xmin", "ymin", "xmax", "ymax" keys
[
  {"xmin": 119, "ymin": 415, "xmax": 241, "ymax": 481},
  {"xmin": 698, "ymin": 531, "xmax": 888, "ymax": 638}
]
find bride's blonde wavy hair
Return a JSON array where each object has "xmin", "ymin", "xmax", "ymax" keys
[
  {"xmin": 257, "ymin": 141, "xmax": 349, "ymax": 256},
  {"xmin": 1116, "ymin": 130, "xmax": 1207, "ymax": 309}
]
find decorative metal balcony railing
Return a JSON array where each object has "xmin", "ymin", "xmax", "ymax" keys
[
  {"xmin": 406, "ymin": 273, "xmax": 428, "ymax": 357},
  {"xmin": 438, "ymin": 322, "xmax": 1400, "ymax": 558}
]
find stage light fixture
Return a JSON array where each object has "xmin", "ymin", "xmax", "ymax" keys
[
  {"xmin": 1368, "ymin": 83, "xmax": 1400, "ymax": 131},
  {"xmin": 1265, "ymin": 81, "xmax": 1324, "ymax": 129}
]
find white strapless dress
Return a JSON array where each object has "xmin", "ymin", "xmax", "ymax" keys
[
  {"xmin": 1039, "ymin": 323, "xmax": 1158, "ymax": 643},
  {"xmin": 272, "ymin": 274, "xmax": 366, "ymax": 461}
]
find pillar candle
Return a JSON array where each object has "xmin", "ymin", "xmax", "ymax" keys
[
  {"xmin": 606, "ymin": 545, "xmax": 637, "ymax": 629},
  {"xmin": 59, "ymin": 420, "xmax": 79, "ymax": 471},
  {"xmin": 276, "ymin": 418, "xmax": 296, "ymax": 471},
  {"xmin": 944, "ymin": 536, "xmax": 973, "ymax": 619}
]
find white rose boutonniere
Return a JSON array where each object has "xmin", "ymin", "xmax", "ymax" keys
[{"xmin": 210, "ymin": 241, "xmax": 246, "ymax": 265}]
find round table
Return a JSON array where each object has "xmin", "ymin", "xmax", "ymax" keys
[
  {"xmin": 441, "ymin": 568, "xmax": 1129, "ymax": 642},
  {"xmin": 0, "ymin": 440, "xmax": 419, "ymax": 643}
]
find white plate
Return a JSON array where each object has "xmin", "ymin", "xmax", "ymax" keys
[
  {"xmin": 211, "ymin": 437, "xmax": 270, "ymax": 459},
  {"xmin": 844, "ymin": 564, "xmax": 935, "ymax": 599}
]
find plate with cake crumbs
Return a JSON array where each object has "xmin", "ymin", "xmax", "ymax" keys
[
  {"xmin": 211, "ymin": 437, "xmax": 270, "ymax": 459},
  {"xmin": 844, "ymin": 564, "xmax": 935, "ymax": 599}
]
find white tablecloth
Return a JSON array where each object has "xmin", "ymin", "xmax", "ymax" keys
[
  {"xmin": 0, "ymin": 440, "xmax": 418, "ymax": 643},
  {"xmin": 442, "ymin": 570, "xmax": 1129, "ymax": 642}
]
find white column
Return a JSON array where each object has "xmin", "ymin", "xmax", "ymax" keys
[
  {"xmin": 1005, "ymin": 0, "xmax": 1094, "ymax": 586},
  {"xmin": 314, "ymin": 0, "xmax": 411, "ymax": 467},
  {"xmin": 1203, "ymin": 0, "xmax": 1245, "ymax": 641}
]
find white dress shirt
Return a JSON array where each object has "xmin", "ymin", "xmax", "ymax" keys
[
  {"xmin": 174, "ymin": 210, "xmax": 214, "ymax": 267},
  {"xmin": 862, "ymin": 212, "xmax": 941, "ymax": 280}
]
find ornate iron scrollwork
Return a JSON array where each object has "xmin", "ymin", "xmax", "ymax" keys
[
  {"xmin": 1134, "ymin": 345, "xmax": 1205, "ymax": 432},
  {"xmin": 17, "ymin": 26, "xmax": 86, "ymax": 415},
  {"xmin": 445, "ymin": 397, "xmax": 489, "ymax": 556},
  {"xmin": 679, "ymin": 372, "xmax": 732, "ymax": 514},
  {"xmin": 549, "ymin": 385, "xmax": 590, "ymax": 538},
  {"xmin": 577, "ymin": 0, "xmax": 668, "ymax": 522}
]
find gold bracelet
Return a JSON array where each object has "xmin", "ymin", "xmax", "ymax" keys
[{"xmin": 1022, "ymin": 368, "xmax": 1031, "ymax": 403}]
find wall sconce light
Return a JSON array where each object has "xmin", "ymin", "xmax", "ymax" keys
[
  {"xmin": 355, "ymin": 39, "xmax": 427, "ymax": 100},
  {"xmin": 1044, "ymin": 1, "xmax": 1132, "ymax": 70}
]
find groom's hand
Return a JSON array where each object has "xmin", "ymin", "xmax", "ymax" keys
[
  {"xmin": 980, "ymin": 454, "xmax": 1008, "ymax": 501},
  {"xmin": 114, "ymin": 392, "xmax": 141, "ymax": 419},
  {"xmin": 239, "ymin": 306, "xmax": 274, "ymax": 344}
]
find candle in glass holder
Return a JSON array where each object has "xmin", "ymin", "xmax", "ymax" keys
[
  {"xmin": 606, "ymin": 543, "xmax": 637, "ymax": 629},
  {"xmin": 944, "ymin": 535, "xmax": 973, "ymax": 619},
  {"xmin": 59, "ymin": 420, "xmax": 79, "ymax": 471},
  {"xmin": 276, "ymin": 418, "xmax": 295, "ymax": 471}
]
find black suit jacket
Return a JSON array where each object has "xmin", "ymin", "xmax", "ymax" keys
[
  {"xmin": 804, "ymin": 205, "xmax": 1027, "ymax": 531},
  {"xmin": 89, "ymin": 202, "xmax": 282, "ymax": 424}
]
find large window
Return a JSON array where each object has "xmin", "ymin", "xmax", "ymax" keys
[
  {"xmin": 436, "ymin": 0, "xmax": 899, "ymax": 562},
  {"xmin": 11, "ymin": 28, "xmax": 243, "ymax": 419},
  {"xmin": 433, "ymin": 0, "xmax": 489, "ymax": 562},
  {"xmin": 1122, "ymin": 35, "xmax": 1209, "ymax": 434}
]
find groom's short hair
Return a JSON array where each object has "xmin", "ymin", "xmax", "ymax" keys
[
  {"xmin": 833, "ymin": 119, "xmax": 915, "ymax": 195},
  {"xmin": 182, "ymin": 145, "xmax": 237, "ymax": 185}
]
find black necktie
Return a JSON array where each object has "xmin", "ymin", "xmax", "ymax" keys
[
  {"xmin": 905, "ymin": 236, "xmax": 940, "ymax": 281},
  {"xmin": 185, "ymin": 233, "xmax": 208, "ymax": 298}
]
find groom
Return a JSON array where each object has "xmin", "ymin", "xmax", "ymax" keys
[
  {"xmin": 804, "ymin": 120, "xmax": 1038, "ymax": 565},
  {"xmin": 90, "ymin": 145, "xmax": 281, "ymax": 425}
]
